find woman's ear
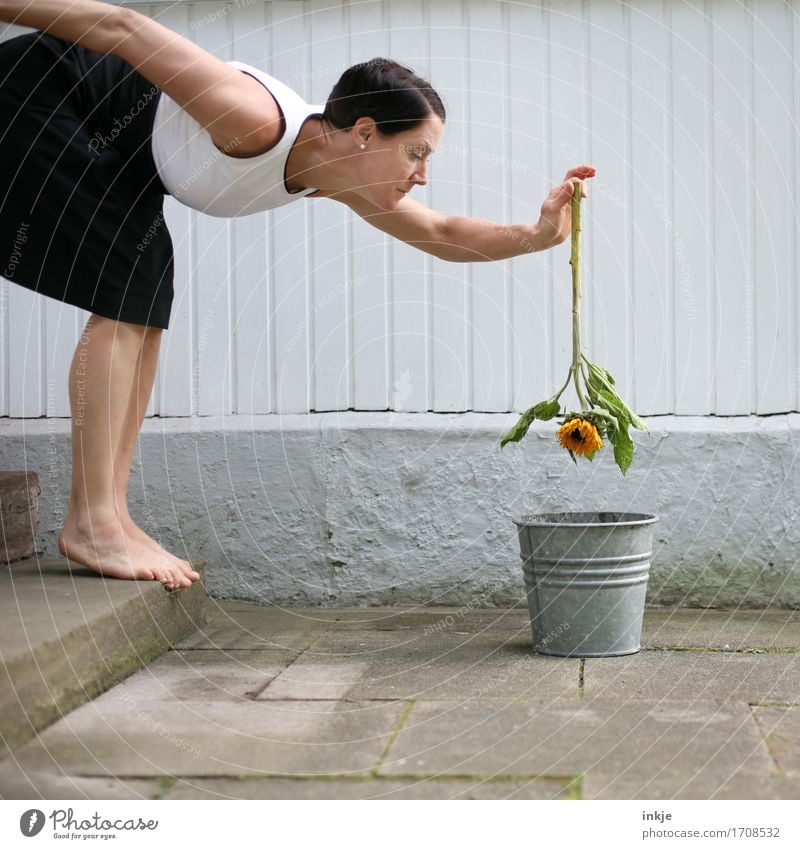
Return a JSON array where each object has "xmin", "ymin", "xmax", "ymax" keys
[{"xmin": 351, "ymin": 116, "xmax": 377, "ymax": 148}]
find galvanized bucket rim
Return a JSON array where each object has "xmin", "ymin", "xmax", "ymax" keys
[{"xmin": 512, "ymin": 510, "xmax": 657, "ymax": 529}]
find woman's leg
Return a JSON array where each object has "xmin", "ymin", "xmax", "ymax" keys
[
  {"xmin": 57, "ymin": 314, "xmax": 193, "ymax": 588},
  {"xmin": 112, "ymin": 325, "xmax": 200, "ymax": 582}
]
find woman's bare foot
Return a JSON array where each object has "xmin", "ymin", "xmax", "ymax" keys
[
  {"xmin": 58, "ymin": 515, "xmax": 194, "ymax": 589},
  {"xmin": 118, "ymin": 513, "xmax": 200, "ymax": 584}
]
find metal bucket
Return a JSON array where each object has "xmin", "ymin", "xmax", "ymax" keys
[{"xmin": 512, "ymin": 512, "xmax": 657, "ymax": 657}]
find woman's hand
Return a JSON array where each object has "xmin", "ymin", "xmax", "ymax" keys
[{"xmin": 532, "ymin": 165, "xmax": 597, "ymax": 250}]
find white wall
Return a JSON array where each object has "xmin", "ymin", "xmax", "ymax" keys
[{"xmin": 2, "ymin": 0, "xmax": 799, "ymax": 418}]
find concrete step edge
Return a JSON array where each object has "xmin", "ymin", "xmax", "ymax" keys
[{"xmin": 0, "ymin": 557, "xmax": 207, "ymax": 758}]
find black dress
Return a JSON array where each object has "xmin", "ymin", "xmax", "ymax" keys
[{"xmin": 0, "ymin": 31, "xmax": 174, "ymax": 329}]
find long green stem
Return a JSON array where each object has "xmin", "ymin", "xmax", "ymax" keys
[
  {"xmin": 570, "ymin": 186, "xmax": 588, "ymax": 411},
  {"xmin": 552, "ymin": 369, "xmax": 572, "ymax": 403}
]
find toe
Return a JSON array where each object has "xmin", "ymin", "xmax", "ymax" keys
[
  {"xmin": 179, "ymin": 559, "xmax": 200, "ymax": 579},
  {"xmin": 152, "ymin": 568, "xmax": 174, "ymax": 589},
  {"xmin": 169, "ymin": 567, "xmax": 189, "ymax": 589}
]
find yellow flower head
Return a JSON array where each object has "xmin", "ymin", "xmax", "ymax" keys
[{"xmin": 557, "ymin": 417, "xmax": 603, "ymax": 457}]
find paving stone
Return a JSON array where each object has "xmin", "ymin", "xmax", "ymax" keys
[
  {"xmin": 0, "ymin": 758, "xmax": 160, "ymax": 800},
  {"xmin": 753, "ymin": 705, "xmax": 800, "ymax": 775},
  {"xmin": 641, "ymin": 609, "xmax": 800, "ymax": 651},
  {"xmin": 583, "ymin": 769, "xmax": 800, "ymax": 800},
  {"xmin": 583, "ymin": 652, "xmax": 800, "ymax": 703},
  {"xmin": 163, "ymin": 775, "xmax": 574, "ymax": 800},
  {"xmin": 10, "ymin": 694, "xmax": 407, "ymax": 777},
  {"xmin": 262, "ymin": 662, "xmax": 371, "ymax": 701},
  {"xmin": 258, "ymin": 628, "xmax": 578, "ymax": 701},
  {"xmin": 179, "ymin": 602, "xmax": 533, "ymax": 643},
  {"xmin": 305, "ymin": 606, "xmax": 533, "ymax": 635},
  {"xmin": 642, "ymin": 608, "xmax": 800, "ymax": 651},
  {"xmin": 173, "ymin": 603, "xmax": 324, "ymax": 651},
  {"xmin": 307, "ymin": 623, "xmax": 535, "ymax": 656},
  {"xmin": 130, "ymin": 649, "xmax": 299, "ymax": 701},
  {"xmin": 379, "ymin": 699, "xmax": 773, "ymax": 783},
  {"xmin": 262, "ymin": 654, "xmax": 577, "ymax": 702}
]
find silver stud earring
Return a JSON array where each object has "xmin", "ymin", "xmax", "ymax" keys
[{"xmin": 360, "ymin": 144, "xmax": 366, "ymax": 150}]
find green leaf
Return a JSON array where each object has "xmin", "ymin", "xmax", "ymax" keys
[
  {"xmin": 588, "ymin": 406, "xmax": 619, "ymax": 433},
  {"xmin": 584, "ymin": 358, "xmax": 648, "ymax": 433},
  {"xmin": 585, "ymin": 370, "xmax": 612, "ymax": 405},
  {"xmin": 608, "ymin": 424, "xmax": 635, "ymax": 475},
  {"xmin": 500, "ymin": 398, "xmax": 562, "ymax": 448},
  {"xmin": 533, "ymin": 398, "xmax": 561, "ymax": 421},
  {"xmin": 628, "ymin": 410, "xmax": 649, "ymax": 432},
  {"xmin": 607, "ymin": 390, "xmax": 649, "ymax": 433},
  {"xmin": 597, "ymin": 390, "xmax": 630, "ymax": 427},
  {"xmin": 500, "ymin": 406, "xmax": 537, "ymax": 448},
  {"xmin": 583, "ymin": 356, "xmax": 616, "ymax": 387}
]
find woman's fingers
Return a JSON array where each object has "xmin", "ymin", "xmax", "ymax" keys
[
  {"xmin": 562, "ymin": 165, "xmax": 596, "ymax": 198},
  {"xmin": 563, "ymin": 164, "xmax": 597, "ymax": 181},
  {"xmin": 554, "ymin": 178, "xmax": 585, "ymax": 201},
  {"xmin": 562, "ymin": 177, "xmax": 588, "ymax": 199}
]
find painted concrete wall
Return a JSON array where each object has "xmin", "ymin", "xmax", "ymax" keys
[{"xmin": 4, "ymin": 414, "xmax": 798, "ymax": 608}]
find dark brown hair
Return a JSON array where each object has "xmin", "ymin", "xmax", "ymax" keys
[{"xmin": 322, "ymin": 58, "xmax": 445, "ymax": 136}]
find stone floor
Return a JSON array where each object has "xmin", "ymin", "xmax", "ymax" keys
[{"xmin": 1, "ymin": 602, "xmax": 799, "ymax": 800}]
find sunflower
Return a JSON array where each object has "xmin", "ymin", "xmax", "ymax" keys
[{"xmin": 556, "ymin": 417, "xmax": 603, "ymax": 457}]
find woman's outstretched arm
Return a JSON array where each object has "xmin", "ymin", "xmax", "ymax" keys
[
  {"xmin": 338, "ymin": 166, "xmax": 596, "ymax": 262},
  {"xmin": 0, "ymin": 0, "xmax": 282, "ymax": 155}
]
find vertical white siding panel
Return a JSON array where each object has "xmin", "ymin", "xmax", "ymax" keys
[
  {"xmin": 158, "ymin": 197, "xmax": 193, "ymax": 416},
  {"xmin": 270, "ymin": 2, "xmax": 312, "ymax": 413},
  {"xmin": 466, "ymin": 0, "xmax": 508, "ymax": 411},
  {"xmin": 44, "ymin": 303, "xmax": 79, "ymax": 417},
  {"xmin": 711, "ymin": 1, "xmax": 752, "ymax": 415},
  {"xmin": 752, "ymin": 0, "xmax": 793, "ymax": 413},
  {"xmin": 308, "ymin": 1, "xmax": 350, "ymax": 411},
  {"xmin": 193, "ymin": 6, "xmax": 234, "ymax": 415},
  {"xmin": 671, "ymin": 0, "xmax": 713, "ymax": 414},
  {"xmin": 385, "ymin": 0, "xmax": 429, "ymax": 412},
  {"xmin": 429, "ymin": 0, "xmax": 470, "ymax": 411},
  {"xmin": 2, "ymin": 21, "xmax": 43, "ymax": 417},
  {"xmin": 8, "ymin": 286, "xmax": 42, "ymax": 416},
  {"xmin": 547, "ymin": 0, "xmax": 587, "ymax": 405},
  {"xmin": 587, "ymin": 0, "xmax": 630, "ymax": 405},
  {"xmin": 629, "ymin": 0, "xmax": 671, "ymax": 415},
  {"xmin": 508, "ymin": 0, "xmax": 549, "ymax": 413},
  {"xmin": 152, "ymin": 3, "xmax": 194, "ymax": 417},
  {"xmin": 231, "ymin": 5, "xmax": 270, "ymax": 414},
  {"xmin": 349, "ymin": 3, "xmax": 391, "ymax": 411}
]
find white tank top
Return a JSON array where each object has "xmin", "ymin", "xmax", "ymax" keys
[{"xmin": 150, "ymin": 62, "xmax": 324, "ymax": 217}]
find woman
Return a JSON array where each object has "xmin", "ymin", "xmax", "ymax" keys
[{"xmin": 0, "ymin": 0, "xmax": 595, "ymax": 589}]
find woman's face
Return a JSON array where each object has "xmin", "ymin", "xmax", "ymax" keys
[{"xmin": 356, "ymin": 114, "xmax": 444, "ymax": 209}]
